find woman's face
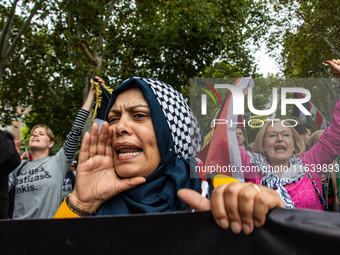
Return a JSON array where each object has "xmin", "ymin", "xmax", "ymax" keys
[
  {"xmin": 107, "ymin": 88, "xmax": 161, "ymax": 178},
  {"xmin": 263, "ymin": 122, "xmax": 295, "ymax": 167},
  {"xmin": 29, "ymin": 127, "xmax": 53, "ymax": 151}
]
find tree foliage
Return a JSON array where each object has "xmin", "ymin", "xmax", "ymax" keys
[
  {"xmin": 0, "ymin": 0, "xmax": 47, "ymax": 126},
  {"xmin": 268, "ymin": 0, "xmax": 340, "ymax": 77},
  {"xmin": 266, "ymin": 0, "xmax": 340, "ymax": 123},
  {"xmin": 0, "ymin": 0, "xmax": 271, "ymax": 142}
]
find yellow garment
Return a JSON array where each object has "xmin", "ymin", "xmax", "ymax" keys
[
  {"xmin": 53, "ymin": 174, "xmax": 238, "ymax": 219},
  {"xmin": 53, "ymin": 199, "xmax": 78, "ymax": 219},
  {"xmin": 212, "ymin": 174, "xmax": 239, "ymax": 188}
]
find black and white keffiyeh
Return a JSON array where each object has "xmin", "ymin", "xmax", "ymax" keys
[{"xmin": 250, "ymin": 153, "xmax": 307, "ymax": 209}]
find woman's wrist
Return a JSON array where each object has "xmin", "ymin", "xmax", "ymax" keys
[{"xmin": 68, "ymin": 192, "xmax": 101, "ymax": 216}]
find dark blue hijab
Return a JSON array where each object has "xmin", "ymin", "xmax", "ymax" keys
[{"xmin": 96, "ymin": 77, "xmax": 202, "ymax": 215}]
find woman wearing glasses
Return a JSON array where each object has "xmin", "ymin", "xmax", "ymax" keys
[
  {"xmin": 243, "ymin": 120, "xmax": 328, "ymax": 210},
  {"xmin": 237, "ymin": 59, "xmax": 340, "ymax": 212}
]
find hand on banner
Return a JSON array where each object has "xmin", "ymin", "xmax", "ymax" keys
[
  {"xmin": 326, "ymin": 59, "xmax": 340, "ymax": 77},
  {"xmin": 69, "ymin": 122, "xmax": 146, "ymax": 213},
  {"xmin": 178, "ymin": 182, "xmax": 284, "ymax": 235}
]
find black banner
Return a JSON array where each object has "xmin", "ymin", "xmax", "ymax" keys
[{"xmin": 1, "ymin": 208, "xmax": 340, "ymax": 254}]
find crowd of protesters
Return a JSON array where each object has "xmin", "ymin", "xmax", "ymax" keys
[
  {"xmin": 3, "ymin": 76, "xmax": 104, "ymax": 219},
  {"xmin": 0, "ymin": 60, "xmax": 340, "ymax": 236}
]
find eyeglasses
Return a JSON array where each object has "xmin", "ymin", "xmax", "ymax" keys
[{"xmin": 265, "ymin": 131, "xmax": 292, "ymax": 140}]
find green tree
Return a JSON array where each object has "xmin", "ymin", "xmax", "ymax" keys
[
  {"xmin": 0, "ymin": 0, "xmax": 46, "ymax": 84},
  {"xmin": 0, "ymin": 0, "xmax": 48, "ymax": 127},
  {"xmin": 265, "ymin": 0, "xmax": 340, "ymax": 123},
  {"xmin": 0, "ymin": 0, "xmax": 271, "ymax": 142}
]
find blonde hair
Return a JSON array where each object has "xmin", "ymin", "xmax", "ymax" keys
[
  {"xmin": 309, "ymin": 130, "xmax": 324, "ymax": 149},
  {"xmin": 30, "ymin": 125, "xmax": 55, "ymax": 154},
  {"xmin": 251, "ymin": 120, "xmax": 305, "ymax": 158}
]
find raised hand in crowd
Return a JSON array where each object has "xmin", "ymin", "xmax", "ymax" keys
[
  {"xmin": 8, "ymin": 75, "xmax": 105, "ymax": 219},
  {"xmin": 326, "ymin": 59, "xmax": 340, "ymax": 77},
  {"xmin": 14, "ymin": 140, "xmax": 21, "ymax": 155},
  {"xmin": 14, "ymin": 140, "xmax": 27, "ymax": 160}
]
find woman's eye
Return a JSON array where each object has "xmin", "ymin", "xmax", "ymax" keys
[
  {"xmin": 134, "ymin": 113, "xmax": 147, "ymax": 119},
  {"xmin": 283, "ymin": 133, "xmax": 290, "ymax": 138},
  {"xmin": 269, "ymin": 134, "xmax": 276, "ymax": 138},
  {"xmin": 108, "ymin": 116, "xmax": 120, "ymax": 124}
]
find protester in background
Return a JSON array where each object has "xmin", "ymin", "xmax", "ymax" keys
[
  {"xmin": 236, "ymin": 127, "xmax": 251, "ymax": 152},
  {"xmin": 244, "ymin": 120, "xmax": 327, "ymax": 210},
  {"xmin": 294, "ymin": 124, "xmax": 312, "ymax": 151},
  {"xmin": 232, "ymin": 59, "xmax": 340, "ymax": 212},
  {"xmin": 0, "ymin": 130, "xmax": 21, "ymax": 219},
  {"xmin": 8, "ymin": 77, "xmax": 105, "ymax": 219},
  {"xmin": 54, "ymin": 77, "xmax": 284, "ymax": 236},
  {"xmin": 62, "ymin": 161, "xmax": 77, "ymax": 199},
  {"xmin": 71, "ymin": 160, "xmax": 77, "ymax": 177}
]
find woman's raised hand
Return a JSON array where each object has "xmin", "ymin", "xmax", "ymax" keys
[
  {"xmin": 69, "ymin": 122, "xmax": 146, "ymax": 212},
  {"xmin": 326, "ymin": 59, "xmax": 340, "ymax": 77},
  {"xmin": 178, "ymin": 182, "xmax": 284, "ymax": 235},
  {"xmin": 14, "ymin": 140, "xmax": 26, "ymax": 160},
  {"xmin": 90, "ymin": 76, "xmax": 106, "ymax": 95},
  {"xmin": 94, "ymin": 76, "xmax": 106, "ymax": 87}
]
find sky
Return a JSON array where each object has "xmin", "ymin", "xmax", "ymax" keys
[{"xmin": 253, "ymin": 43, "xmax": 282, "ymax": 77}]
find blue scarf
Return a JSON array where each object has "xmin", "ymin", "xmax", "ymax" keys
[{"xmin": 96, "ymin": 77, "xmax": 201, "ymax": 215}]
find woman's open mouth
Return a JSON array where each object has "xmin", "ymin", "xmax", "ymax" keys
[
  {"xmin": 116, "ymin": 146, "xmax": 142, "ymax": 158},
  {"xmin": 274, "ymin": 145, "xmax": 287, "ymax": 152}
]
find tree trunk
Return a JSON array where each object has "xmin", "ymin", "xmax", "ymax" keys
[{"xmin": 81, "ymin": 75, "xmax": 94, "ymax": 138}]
